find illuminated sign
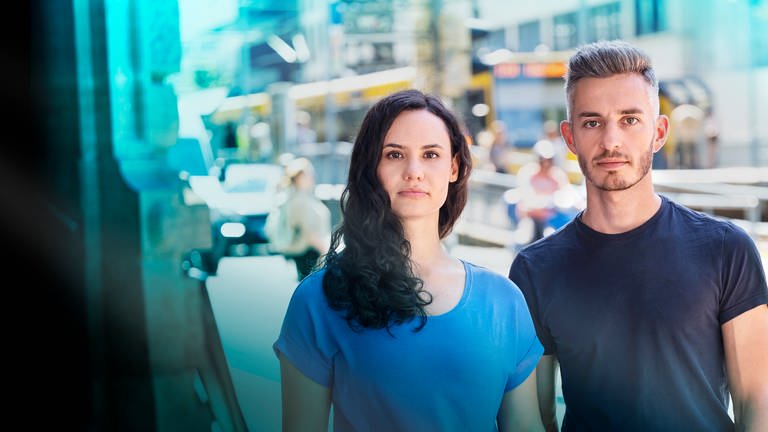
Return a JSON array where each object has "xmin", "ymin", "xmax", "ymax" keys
[{"xmin": 493, "ymin": 62, "xmax": 567, "ymax": 79}]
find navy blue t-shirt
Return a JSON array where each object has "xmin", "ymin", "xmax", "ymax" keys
[{"xmin": 509, "ymin": 195, "xmax": 768, "ymax": 431}]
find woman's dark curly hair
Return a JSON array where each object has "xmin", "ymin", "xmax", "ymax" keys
[{"xmin": 321, "ymin": 89, "xmax": 473, "ymax": 332}]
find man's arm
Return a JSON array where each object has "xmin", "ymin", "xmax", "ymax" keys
[
  {"xmin": 278, "ymin": 353, "xmax": 332, "ymax": 432},
  {"xmin": 722, "ymin": 304, "xmax": 768, "ymax": 431},
  {"xmin": 498, "ymin": 369, "xmax": 545, "ymax": 431},
  {"xmin": 536, "ymin": 355, "xmax": 559, "ymax": 432}
]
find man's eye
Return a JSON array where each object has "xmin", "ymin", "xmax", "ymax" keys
[
  {"xmin": 625, "ymin": 117, "xmax": 639, "ymax": 125},
  {"xmin": 583, "ymin": 120, "xmax": 600, "ymax": 128}
]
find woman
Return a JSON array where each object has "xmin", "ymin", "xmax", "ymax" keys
[
  {"xmin": 278, "ymin": 157, "xmax": 331, "ymax": 280},
  {"xmin": 273, "ymin": 89, "xmax": 544, "ymax": 431}
]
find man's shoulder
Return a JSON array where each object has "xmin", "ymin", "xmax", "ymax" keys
[
  {"xmin": 660, "ymin": 196, "xmax": 759, "ymax": 254},
  {"xmin": 663, "ymin": 195, "xmax": 748, "ymax": 232},
  {"xmin": 520, "ymin": 220, "xmax": 578, "ymax": 253},
  {"xmin": 510, "ymin": 224, "xmax": 580, "ymax": 282}
]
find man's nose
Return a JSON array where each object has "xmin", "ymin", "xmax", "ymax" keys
[{"xmin": 601, "ymin": 123, "xmax": 622, "ymax": 150}]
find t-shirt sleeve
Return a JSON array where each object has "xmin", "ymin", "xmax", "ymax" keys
[
  {"xmin": 509, "ymin": 254, "xmax": 555, "ymax": 355},
  {"xmin": 718, "ymin": 223, "xmax": 768, "ymax": 324},
  {"xmin": 273, "ymin": 273, "xmax": 336, "ymax": 387},
  {"xmin": 505, "ymin": 280, "xmax": 545, "ymax": 392}
]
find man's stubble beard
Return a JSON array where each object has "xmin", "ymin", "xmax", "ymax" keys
[{"xmin": 577, "ymin": 137, "xmax": 655, "ymax": 192}]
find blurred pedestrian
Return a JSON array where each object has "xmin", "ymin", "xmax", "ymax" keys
[
  {"xmin": 296, "ymin": 110, "xmax": 317, "ymax": 147},
  {"xmin": 275, "ymin": 89, "xmax": 544, "ymax": 431},
  {"xmin": 488, "ymin": 119, "xmax": 511, "ymax": 173},
  {"xmin": 704, "ymin": 111, "xmax": 720, "ymax": 168},
  {"xmin": 509, "ymin": 40, "xmax": 768, "ymax": 431},
  {"xmin": 542, "ymin": 119, "xmax": 568, "ymax": 169},
  {"xmin": 513, "ymin": 139, "xmax": 581, "ymax": 245},
  {"xmin": 268, "ymin": 157, "xmax": 331, "ymax": 280},
  {"xmin": 670, "ymin": 103, "xmax": 706, "ymax": 168}
]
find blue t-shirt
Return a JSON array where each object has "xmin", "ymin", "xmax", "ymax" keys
[
  {"xmin": 509, "ymin": 195, "xmax": 768, "ymax": 432},
  {"xmin": 274, "ymin": 260, "xmax": 543, "ymax": 431}
]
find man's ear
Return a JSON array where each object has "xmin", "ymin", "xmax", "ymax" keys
[
  {"xmin": 653, "ymin": 114, "xmax": 670, "ymax": 153},
  {"xmin": 560, "ymin": 120, "xmax": 576, "ymax": 155}
]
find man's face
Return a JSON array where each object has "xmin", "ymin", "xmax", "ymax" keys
[{"xmin": 560, "ymin": 73, "xmax": 668, "ymax": 192}]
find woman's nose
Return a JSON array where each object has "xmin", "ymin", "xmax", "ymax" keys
[{"xmin": 404, "ymin": 160, "xmax": 424, "ymax": 180}]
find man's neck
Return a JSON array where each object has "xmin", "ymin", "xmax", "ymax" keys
[{"xmin": 581, "ymin": 188, "xmax": 661, "ymax": 234}]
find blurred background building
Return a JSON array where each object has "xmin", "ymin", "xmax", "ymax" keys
[
  {"xmin": 173, "ymin": 0, "xmax": 767, "ymax": 172},
  {"xmin": 22, "ymin": 0, "xmax": 767, "ymax": 430}
]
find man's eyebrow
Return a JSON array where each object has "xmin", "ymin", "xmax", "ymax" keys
[
  {"xmin": 576, "ymin": 108, "xmax": 644, "ymax": 118},
  {"xmin": 576, "ymin": 111, "xmax": 602, "ymax": 118}
]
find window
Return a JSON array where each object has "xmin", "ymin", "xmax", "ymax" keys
[
  {"xmin": 635, "ymin": 0, "xmax": 667, "ymax": 36},
  {"xmin": 750, "ymin": 1, "xmax": 768, "ymax": 66},
  {"xmin": 518, "ymin": 20, "xmax": 541, "ymax": 52},
  {"xmin": 553, "ymin": 12, "xmax": 578, "ymax": 50},
  {"xmin": 589, "ymin": 2, "xmax": 621, "ymax": 42}
]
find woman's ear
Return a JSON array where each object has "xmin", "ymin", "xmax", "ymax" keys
[{"xmin": 450, "ymin": 154, "xmax": 459, "ymax": 182}]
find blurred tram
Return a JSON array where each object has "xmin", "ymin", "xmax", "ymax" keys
[{"xmin": 208, "ymin": 66, "xmax": 418, "ymax": 161}]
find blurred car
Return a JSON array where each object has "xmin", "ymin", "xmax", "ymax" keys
[{"xmin": 187, "ymin": 162, "xmax": 284, "ymax": 274}]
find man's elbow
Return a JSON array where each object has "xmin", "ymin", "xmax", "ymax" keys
[{"xmin": 733, "ymin": 389, "xmax": 768, "ymax": 431}]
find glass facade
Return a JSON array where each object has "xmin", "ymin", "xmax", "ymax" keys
[
  {"xmin": 553, "ymin": 12, "xmax": 578, "ymax": 50},
  {"xmin": 588, "ymin": 2, "xmax": 621, "ymax": 42},
  {"xmin": 635, "ymin": 0, "xmax": 668, "ymax": 35},
  {"xmin": 518, "ymin": 20, "xmax": 541, "ymax": 51},
  {"xmin": 750, "ymin": 1, "xmax": 768, "ymax": 67}
]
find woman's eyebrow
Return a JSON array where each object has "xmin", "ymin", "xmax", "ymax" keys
[{"xmin": 382, "ymin": 143, "xmax": 445, "ymax": 149}]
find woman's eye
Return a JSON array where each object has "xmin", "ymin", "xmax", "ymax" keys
[
  {"xmin": 424, "ymin": 151, "xmax": 439, "ymax": 159},
  {"xmin": 385, "ymin": 151, "xmax": 403, "ymax": 159}
]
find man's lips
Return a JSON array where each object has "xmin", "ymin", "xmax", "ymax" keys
[{"xmin": 596, "ymin": 159, "xmax": 628, "ymax": 169}]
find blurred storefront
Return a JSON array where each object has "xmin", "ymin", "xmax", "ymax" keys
[
  {"xmin": 462, "ymin": 0, "xmax": 767, "ymax": 168},
  {"xmin": 183, "ymin": 0, "xmax": 766, "ymax": 172},
  {"xmin": 657, "ymin": 76, "xmax": 715, "ymax": 169}
]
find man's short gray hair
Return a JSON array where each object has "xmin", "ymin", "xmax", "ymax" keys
[{"xmin": 564, "ymin": 40, "xmax": 659, "ymax": 116}]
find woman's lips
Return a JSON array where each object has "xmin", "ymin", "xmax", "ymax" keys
[{"xmin": 399, "ymin": 189, "xmax": 428, "ymax": 197}]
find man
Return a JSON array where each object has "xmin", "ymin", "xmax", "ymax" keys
[{"xmin": 508, "ymin": 40, "xmax": 768, "ymax": 431}]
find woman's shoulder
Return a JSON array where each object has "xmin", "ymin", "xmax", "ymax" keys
[
  {"xmin": 462, "ymin": 260, "xmax": 517, "ymax": 291},
  {"xmin": 291, "ymin": 268, "xmax": 328, "ymax": 303},
  {"xmin": 461, "ymin": 260, "xmax": 528, "ymax": 309}
]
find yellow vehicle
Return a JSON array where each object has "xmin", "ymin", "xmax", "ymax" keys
[
  {"xmin": 209, "ymin": 66, "xmax": 418, "ymax": 147},
  {"xmin": 463, "ymin": 50, "xmax": 583, "ymax": 184}
]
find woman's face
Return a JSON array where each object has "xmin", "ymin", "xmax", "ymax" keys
[{"xmin": 376, "ymin": 109, "xmax": 459, "ymax": 223}]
